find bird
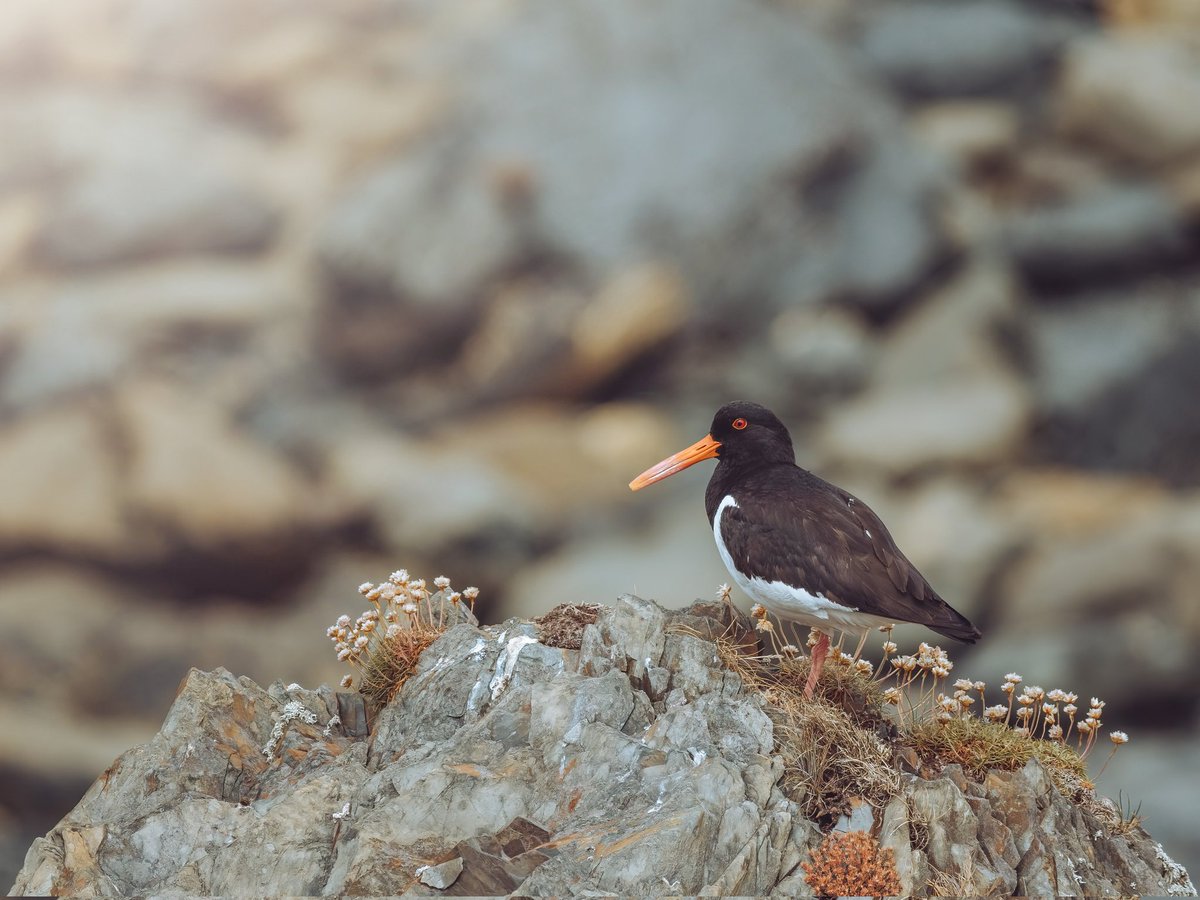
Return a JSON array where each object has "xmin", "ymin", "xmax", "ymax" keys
[{"xmin": 629, "ymin": 400, "xmax": 980, "ymax": 697}]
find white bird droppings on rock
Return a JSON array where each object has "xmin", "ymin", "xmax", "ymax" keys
[{"xmin": 488, "ymin": 634, "xmax": 539, "ymax": 700}]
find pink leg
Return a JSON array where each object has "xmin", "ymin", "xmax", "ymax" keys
[{"xmin": 804, "ymin": 631, "xmax": 830, "ymax": 698}]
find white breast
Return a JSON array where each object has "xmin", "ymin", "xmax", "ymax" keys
[{"xmin": 712, "ymin": 494, "xmax": 895, "ymax": 635}]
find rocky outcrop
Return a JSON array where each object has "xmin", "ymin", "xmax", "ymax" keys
[
  {"xmin": 12, "ymin": 597, "xmax": 1194, "ymax": 897},
  {"xmin": 6, "ymin": 0, "xmax": 1200, "ymax": 887}
]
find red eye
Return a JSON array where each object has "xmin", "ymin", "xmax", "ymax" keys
[{"xmin": 732, "ymin": 417, "xmax": 748, "ymax": 430}]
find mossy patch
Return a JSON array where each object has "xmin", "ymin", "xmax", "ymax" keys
[{"xmin": 905, "ymin": 715, "xmax": 1088, "ymax": 784}]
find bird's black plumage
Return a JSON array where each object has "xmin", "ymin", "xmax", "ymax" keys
[{"xmin": 703, "ymin": 401, "xmax": 980, "ymax": 643}]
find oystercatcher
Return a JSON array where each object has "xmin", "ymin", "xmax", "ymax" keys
[{"xmin": 630, "ymin": 401, "xmax": 980, "ymax": 697}]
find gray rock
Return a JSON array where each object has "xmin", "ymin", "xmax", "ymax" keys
[
  {"xmin": 315, "ymin": 0, "xmax": 950, "ymax": 378},
  {"xmin": 35, "ymin": 154, "xmax": 279, "ymax": 270},
  {"xmin": 0, "ymin": 263, "xmax": 295, "ymax": 409},
  {"xmin": 10, "ymin": 600, "xmax": 1193, "ymax": 897},
  {"xmin": 969, "ymin": 497, "xmax": 1200, "ymax": 715},
  {"xmin": 318, "ymin": 134, "xmax": 524, "ymax": 314},
  {"xmin": 816, "ymin": 371, "xmax": 1030, "ymax": 475},
  {"xmin": 860, "ymin": 1, "xmax": 1067, "ymax": 99},
  {"xmin": 1035, "ymin": 329, "xmax": 1200, "ymax": 488},
  {"xmin": 908, "ymin": 776, "xmax": 979, "ymax": 877},
  {"xmin": 417, "ymin": 856, "xmax": 463, "ymax": 889},
  {"xmin": 1006, "ymin": 186, "xmax": 1197, "ymax": 291},
  {"xmin": 829, "ymin": 140, "xmax": 949, "ymax": 316},
  {"xmin": 1027, "ymin": 288, "xmax": 1183, "ymax": 416}
]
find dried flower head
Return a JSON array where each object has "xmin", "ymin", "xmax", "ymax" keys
[
  {"xmin": 1110, "ymin": 731, "xmax": 1129, "ymax": 745},
  {"xmin": 433, "ymin": 575, "xmax": 451, "ymax": 590},
  {"xmin": 1004, "ymin": 672, "xmax": 1023, "ymax": 684}
]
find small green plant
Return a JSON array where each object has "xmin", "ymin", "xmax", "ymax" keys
[{"xmin": 327, "ymin": 569, "xmax": 479, "ymax": 708}]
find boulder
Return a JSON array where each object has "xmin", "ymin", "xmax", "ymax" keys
[
  {"xmin": 1006, "ymin": 186, "xmax": 1197, "ymax": 291},
  {"xmin": 0, "ymin": 405, "xmax": 129, "ymax": 557},
  {"xmin": 860, "ymin": 1, "xmax": 1068, "ymax": 99},
  {"xmin": 1056, "ymin": 33, "xmax": 1200, "ymax": 167}
]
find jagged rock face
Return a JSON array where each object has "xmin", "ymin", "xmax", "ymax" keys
[{"xmin": 11, "ymin": 597, "xmax": 1195, "ymax": 897}]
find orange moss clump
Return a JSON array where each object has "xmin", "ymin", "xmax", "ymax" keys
[{"xmin": 801, "ymin": 830, "xmax": 901, "ymax": 898}]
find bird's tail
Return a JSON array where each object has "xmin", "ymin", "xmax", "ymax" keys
[{"xmin": 929, "ymin": 607, "xmax": 982, "ymax": 644}]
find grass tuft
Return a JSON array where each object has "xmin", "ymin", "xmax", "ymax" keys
[
  {"xmin": 327, "ymin": 568, "xmax": 479, "ymax": 710},
  {"xmin": 713, "ymin": 600, "xmax": 1136, "ymax": 836},
  {"xmin": 906, "ymin": 715, "xmax": 1088, "ymax": 782},
  {"xmin": 716, "ymin": 635, "xmax": 900, "ymax": 821},
  {"xmin": 358, "ymin": 623, "xmax": 445, "ymax": 709}
]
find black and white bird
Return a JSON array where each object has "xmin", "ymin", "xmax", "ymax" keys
[{"xmin": 630, "ymin": 401, "xmax": 980, "ymax": 696}]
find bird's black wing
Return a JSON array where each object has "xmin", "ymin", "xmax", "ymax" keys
[{"xmin": 719, "ymin": 470, "xmax": 981, "ymax": 642}]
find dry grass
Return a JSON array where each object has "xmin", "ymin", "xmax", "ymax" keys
[
  {"xmin": 928, "ymin": 855, "xmax": 977, "ymax": 898},
  {"xmin": 716, "ymin": 636, "xmax": 900, "ymax": 822},
  {"xmin": 713, "ymin": 617, "xmax": 1133, "ymax": 839},
  {"xmin": 358, "ymin": 623, "xmax": 445, "ymax": 709},
  {"xmin": 328, "ymin": 569, "xmax": 478, "ymax": 710},
  {"xmin": 906, "ymin": 715, "xmax": 1088, "ymax": 784}
]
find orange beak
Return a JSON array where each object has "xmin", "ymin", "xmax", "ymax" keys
[{"xmin": 629, "ymin": 434, "xmax": 722, "ymax": 491}]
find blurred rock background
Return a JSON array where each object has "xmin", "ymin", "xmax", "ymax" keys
[{"xmin": 2, "ymin": 0, "xmax": 1199, "ymax": 887}]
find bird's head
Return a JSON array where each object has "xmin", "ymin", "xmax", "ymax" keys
[{"xmin": 629, "ymin": 401, "xmax": 794, "ymax": 491}]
